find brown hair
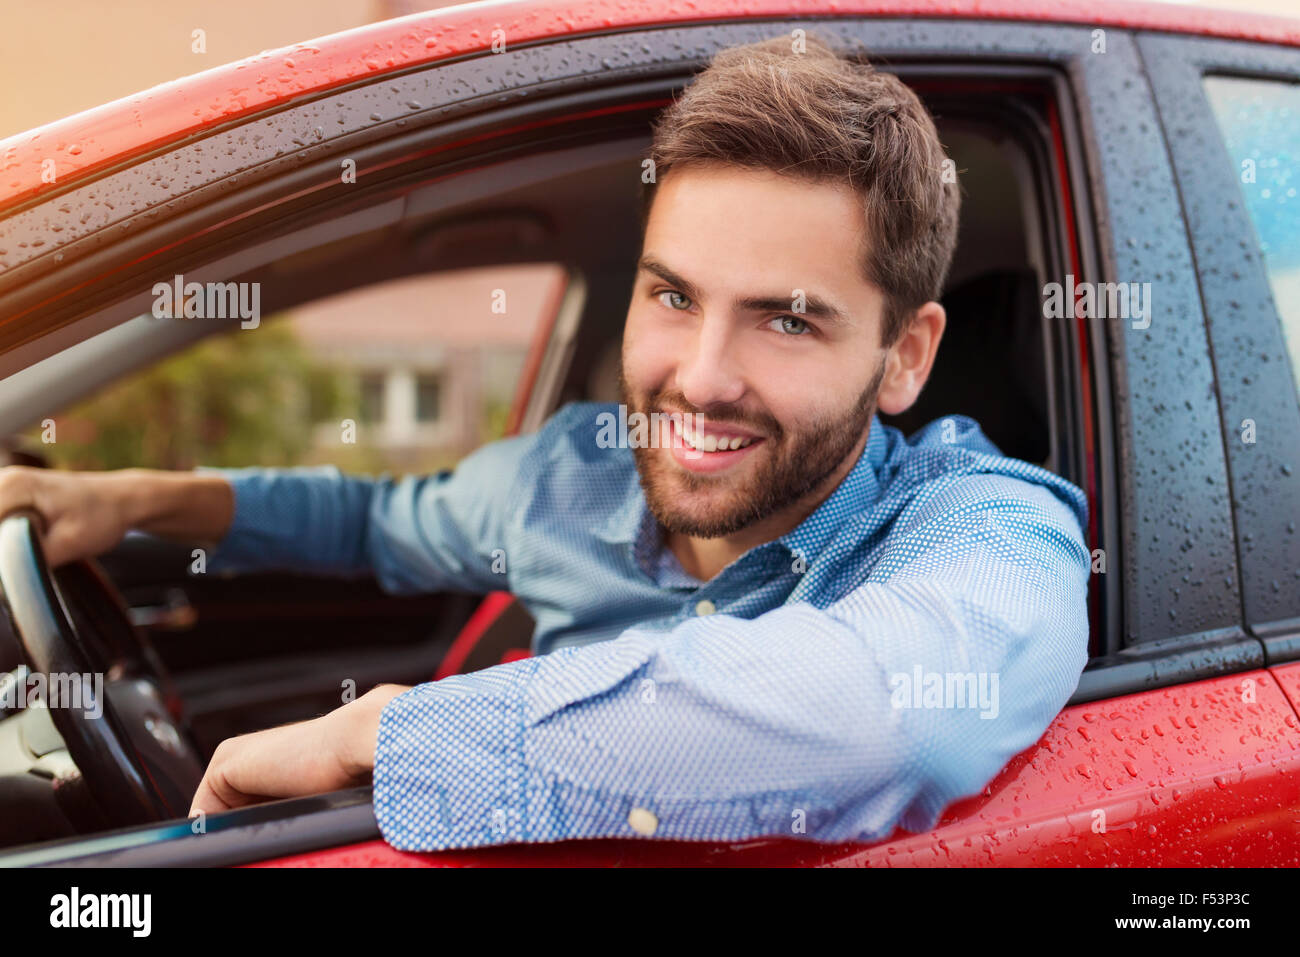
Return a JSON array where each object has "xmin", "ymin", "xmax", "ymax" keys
[{"xmin": 640, "ymin": 33, "xmax": 960, "ymax": 348}]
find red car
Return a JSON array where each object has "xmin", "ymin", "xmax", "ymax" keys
[{"xmin": 0, "ymin": 0, "xmax": 1299, "ymax": 867}]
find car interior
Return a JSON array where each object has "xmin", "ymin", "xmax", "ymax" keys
[{"xmin": 0, "ymin": 80, "xmax": 1081, "ymax": 847}]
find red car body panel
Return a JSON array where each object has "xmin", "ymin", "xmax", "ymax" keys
[
  {"xmin": 1, "ymin": 0, "xmax": 1298, "ymax": 213},
  {"xmin": 247, "ymin": 670, "xmax": 1300, "ymax": 866},
  {"xmin": 433, "ymin": 591, "xmax": 518, "ymax": 680},
  {"xmin": 1271, "ymin": 660, "xmax": 1300, "ymax": 721}
]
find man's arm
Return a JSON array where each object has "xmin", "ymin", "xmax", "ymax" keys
[
  {"xmin": 197, "ymin": 432, "xmax": 531, "ymax": 593},
  {"xmin": 369, "ymin": 476, "xmax": 1091, "ymax": 850},
  {"xmin": 0, "ymin": 466, "xmax": 234, "ymax": 567},
  {"xmin": 0, "ymin": 428, "xmax": 527, "ymax": 596}
]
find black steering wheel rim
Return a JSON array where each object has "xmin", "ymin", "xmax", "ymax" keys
[{"xmin": 0, "ymin": 508, "xmax": 203, "ymax": 826}]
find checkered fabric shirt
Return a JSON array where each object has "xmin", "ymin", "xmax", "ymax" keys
[{"xmin": 205, "ymin": 400, "xmax": 1090, "ymax": 850}]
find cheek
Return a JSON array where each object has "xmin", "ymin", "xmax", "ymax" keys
[
  {"xmin": 772, "ymin": 346, "xmax": 870, "ymax": 402},
  {"xmin": 621, "ymin": 313, "xmax": 676, "ymax": 384},
  {"xmin": 760, "ymin": 377, "xmax": 841, "ymax": 431}
]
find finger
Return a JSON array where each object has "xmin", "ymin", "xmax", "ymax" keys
[
  {"xmin": 189, "ymin": 776, "xmax": 230, "ymax": 817},
  {"xmin": 190, "ymin": 762, "xmax": 264, "ymax": 816}
]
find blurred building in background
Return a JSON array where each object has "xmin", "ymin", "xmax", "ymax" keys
[{"xmin": 291, "ymin": 264, "xmax": 562, "ymax": 469}]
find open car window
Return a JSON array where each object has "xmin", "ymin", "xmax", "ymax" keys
[{"xmin": 21, "ymin": 264, "xmax": 566, "ymax": 476}]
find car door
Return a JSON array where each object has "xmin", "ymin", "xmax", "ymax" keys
[
  {"xmin": 2, "ymin": 9, "xmax": 1298, "ymax": 867},
  {"xmin": 1139, "ymin": 26, "xmax": 1300, "ymax": 781}
]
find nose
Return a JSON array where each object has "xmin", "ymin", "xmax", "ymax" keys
[{"xmin": 675, "ymin": 314, "xmax": 745, "ymax": 409}]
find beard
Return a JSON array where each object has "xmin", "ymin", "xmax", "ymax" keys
[{"xmin": 620, "ymin": 357, "xmax": 886, "ymax": 539}]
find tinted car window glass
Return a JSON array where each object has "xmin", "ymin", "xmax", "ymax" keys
[{"xmin": 1204, "ymin": 75, "xmax": 1300, "ymax": 394}]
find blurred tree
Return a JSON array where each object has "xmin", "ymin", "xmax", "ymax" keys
[
  {"xmin": 28, "ymin": 321, "xmax": 347, "ymax": 472},
  {"xmin": 482, "ymin": 395, "xmax": 514, "ymax": 443}
]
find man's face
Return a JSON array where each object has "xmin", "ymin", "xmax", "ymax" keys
[{"xmin": 621, "ymin": 163, "xmax": 891, "ymax": 539}]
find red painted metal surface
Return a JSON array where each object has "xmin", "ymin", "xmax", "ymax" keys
[
  {"xmin": 2, "ymin": 0, "xmax": 1298, "ymax": 213},
  {"xmin": 248, "ymin": 669, "xmax": 1300, "ymax": 866},
  {"xmin": 1271, "ymin": 660, "xmax": 1300, "ymax": 719},
  {"xmin": 433, "ymin": 591, "xmax": 516, "ymax": 680}
]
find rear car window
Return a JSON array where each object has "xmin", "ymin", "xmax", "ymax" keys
[{"xmin": 1204, "ymin": 75, "xmax": 1300, "ymax": 393}]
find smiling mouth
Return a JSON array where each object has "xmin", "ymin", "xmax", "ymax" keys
[
  {"xmin": 677, "ymin": 421, "xmax": 762, "ymax": 452},
  {"xmin": 663, "ymin": 417, "xmax": 766, "ymax": 472}
]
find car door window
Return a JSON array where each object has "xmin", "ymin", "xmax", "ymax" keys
[
  {"xmin": 24, "ymin": 263, "xmax": 565, "ymax": 476},
  {"xmin": 1204, "ymin": 75, "xmax": 1300, "ymax": 393}
]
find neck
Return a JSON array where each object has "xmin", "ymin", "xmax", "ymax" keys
[{"xmin": 666, "ymin": 429, "xmax": 869, "ymax": 582}]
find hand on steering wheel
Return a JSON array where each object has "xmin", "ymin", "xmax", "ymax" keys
[{"xmin": 0, "ymin": 509, "xmax": 204, "ymax": 827}]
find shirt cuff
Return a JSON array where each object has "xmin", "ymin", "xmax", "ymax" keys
[
  {"xmin": 193, "ymin": 465, "xmax": 259, "ymax": 573},
  {"xmin": 372, "ymin": 670, "xmax": 530, "ymax": 851}
]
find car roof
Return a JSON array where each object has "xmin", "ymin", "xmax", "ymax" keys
[{"xmin": 1, "ymin": 0, "xmax": 1298, "ymax": 214}]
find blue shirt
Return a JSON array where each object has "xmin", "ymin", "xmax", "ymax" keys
[{"xmin": 206, "ymin": 401, "xmax": 1091, "ymax": 850}]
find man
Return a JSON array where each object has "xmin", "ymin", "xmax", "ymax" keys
[{"xmin": 0, "ymin": 33, "xmax": 1089, "ymax": 849}]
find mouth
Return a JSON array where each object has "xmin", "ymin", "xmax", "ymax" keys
[{"xmin": 663, "ymin": 416, "xmax": 766, "ymax": 473}]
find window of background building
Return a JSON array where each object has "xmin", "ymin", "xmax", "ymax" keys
[
  {"xmin": 359, "ymin": 372, "xmax": 386, "ymax": 425},
  {"xmin": 415, "ymin": 373, "xmax": 442, "ymax": 424}
]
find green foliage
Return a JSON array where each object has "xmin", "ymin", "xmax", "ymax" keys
[
  {"xmin": 30, "ymin": 322, "xmax": 347, "ymax": 472},
  {"xmin": 482, "ymin": 395, "xmax": 514, "ymax": 443}
]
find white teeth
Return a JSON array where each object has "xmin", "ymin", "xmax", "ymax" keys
[{"xmin": 678, "ymin": 423, "xmax": 756, "ymax": 452}]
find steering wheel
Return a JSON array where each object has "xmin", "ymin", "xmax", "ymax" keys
[{"xmin": 0, "ymin": 509, "xmax": 204, "ymax": 826}]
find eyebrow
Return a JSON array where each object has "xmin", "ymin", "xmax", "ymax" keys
[{"xmin": 637, "ymin": 256, "xmax": 853, "ymax": 326}]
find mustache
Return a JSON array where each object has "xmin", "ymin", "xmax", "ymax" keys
[{"xmin": 627, "ymin": 395, "xmax": 781, "ymax": 440}]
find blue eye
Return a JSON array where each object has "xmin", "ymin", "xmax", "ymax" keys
[
  {"xmin": 769, "ymin": 315, "xmax": 812, "ymax": 336},
  {"xmin": 657, "ymin": 290, "xmax": 691, "ymax": 310}
]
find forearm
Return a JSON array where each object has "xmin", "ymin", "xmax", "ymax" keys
[
  {"xmin": 337, "ymin": 683, "xmax": 410, "ymax": 777},
  {"xmin": 195, "ymin": 466, "xmax": 387, "ymax": 577},
  {"xmin": 114, "ymin": 468, "xmax": 235, "ymax": 544}
]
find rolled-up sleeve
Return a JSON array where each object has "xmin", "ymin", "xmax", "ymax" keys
[
  {"xmin": 197, "ymin": 432, "xmax": 531, "ymax": 594},
  {"xmin": 371, "ymin": 476, "xmax": 1091, "ymax": 850}
]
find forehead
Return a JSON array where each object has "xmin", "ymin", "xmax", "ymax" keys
[{"xmin": 643, "ymin": 165, "xmax": 875, "ymax": 303}]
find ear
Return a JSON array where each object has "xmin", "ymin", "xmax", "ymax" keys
[{"xmin": 875, "ymin": 301, "xmax": 946, "ymax": 416}]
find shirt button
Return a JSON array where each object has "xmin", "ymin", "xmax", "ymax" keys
[
  {"xmin": 694, "ymin": 599, "xmax": 717, "ymax": 616},
  {"xmin": 627, "ymin": 807, "xmax": 659, "ymax": 836}
]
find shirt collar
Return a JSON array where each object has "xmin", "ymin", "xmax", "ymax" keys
[{"xmin": 597, "ymin": 415, "xmax": 888, "ymax": 569}]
